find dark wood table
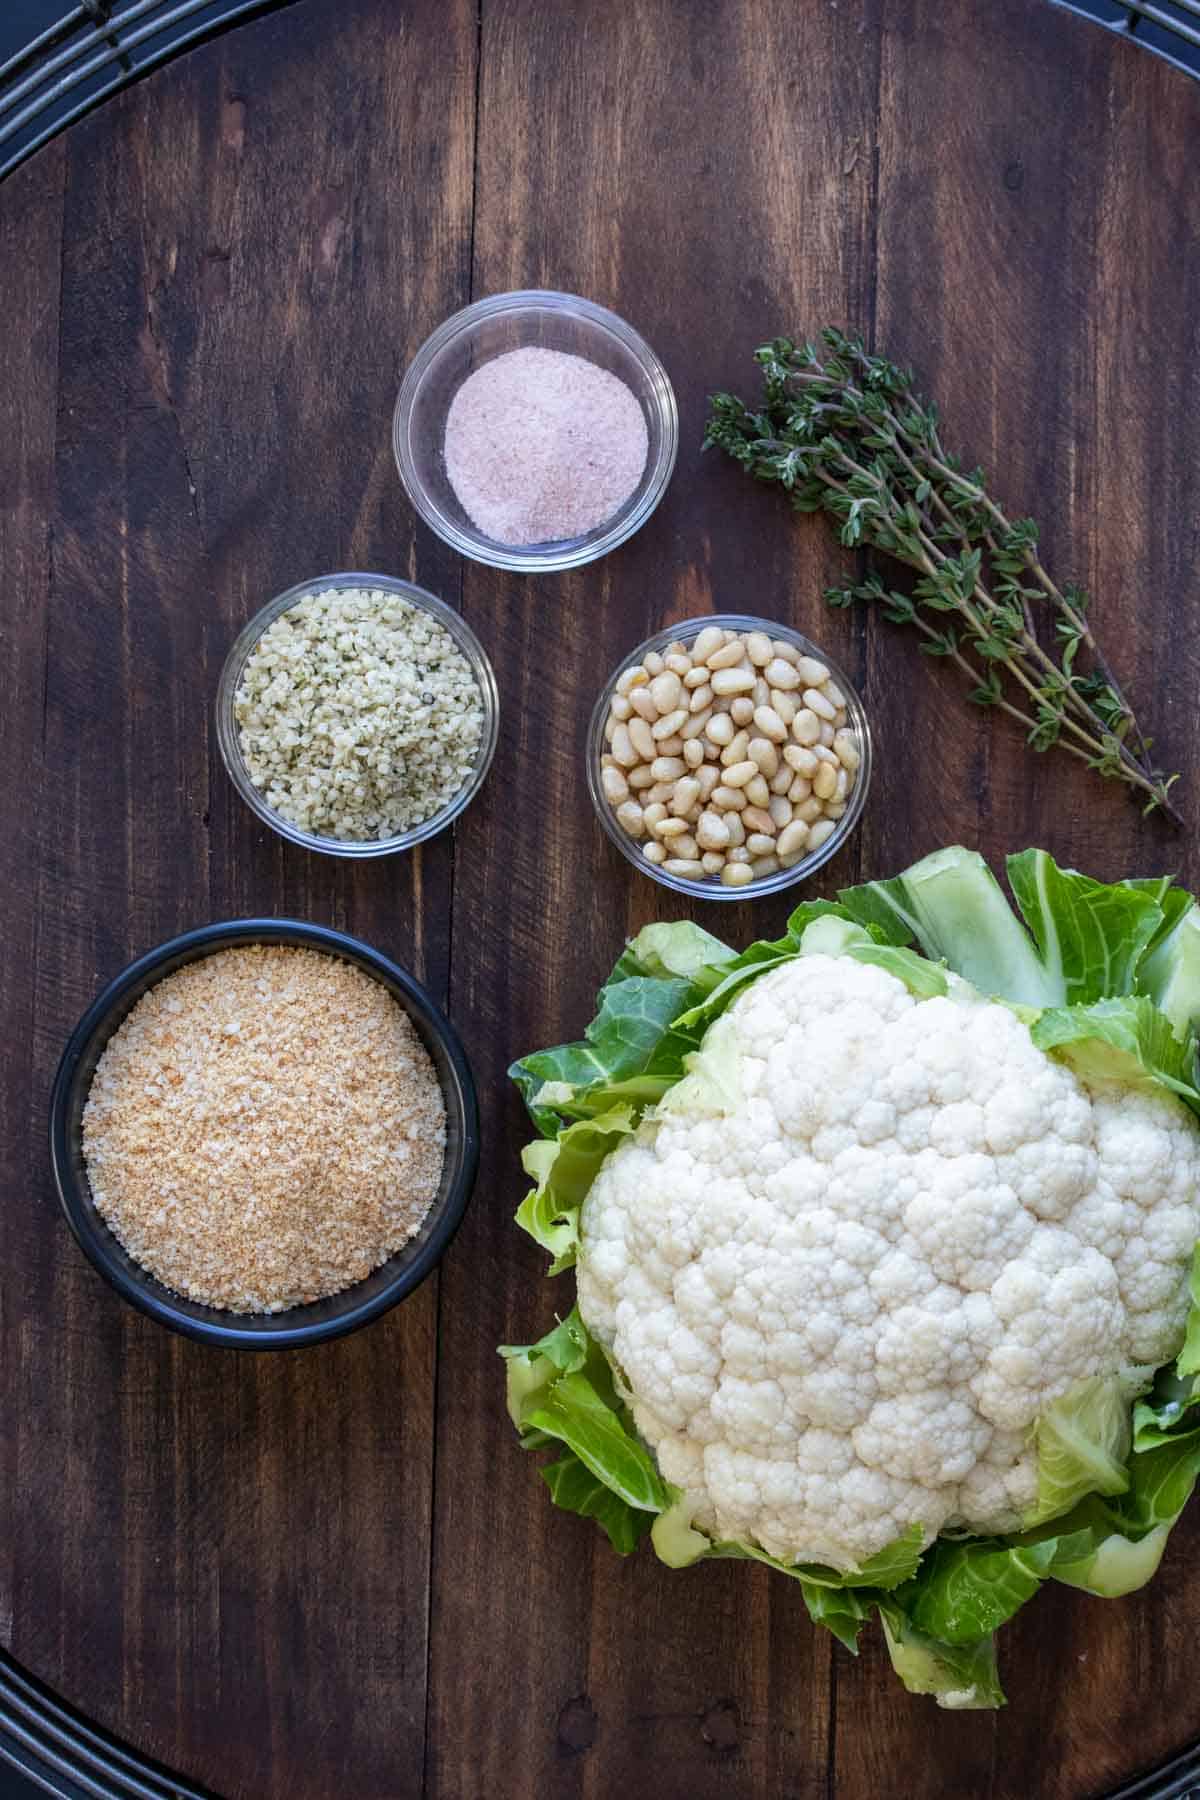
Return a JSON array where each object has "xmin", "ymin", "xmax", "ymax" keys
[{"xmin": 3, "ymin": 1, "xmax": 1200, "ymax": 1795}]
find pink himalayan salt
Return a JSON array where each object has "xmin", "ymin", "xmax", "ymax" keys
[{"xmin": 443, "ymin": 346, "xmax": 649, "ymax": 547}]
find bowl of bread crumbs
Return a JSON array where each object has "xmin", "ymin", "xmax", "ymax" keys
[
  {"xmin": 215, "ymin": 573, "xmax": 498, "ymax": 857},
  {"xmin": 49, "ymin": 920, "xmax": 478, "ymax": 1348}
]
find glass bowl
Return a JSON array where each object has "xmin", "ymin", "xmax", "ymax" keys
[
  {"xmin": 215, "ymin": 572, "xmax": 498, "ymax": 858},
  {"xmin": 48, "ymin": 919, "xmax": 479, "ymax": 1350},
  {"xmin": 393, "ymin": 290, "xmax": 678, "ymax": 572},
  {"xmin": 586, "ymin": 615, "xmax": 873, "ymax": 902}
]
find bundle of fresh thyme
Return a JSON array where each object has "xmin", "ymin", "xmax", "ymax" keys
[{"xmin": 704, "ymin": 329, "xmax": 1180, "ymax": 822}]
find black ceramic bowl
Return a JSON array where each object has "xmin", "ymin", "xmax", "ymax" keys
[{"xmin": 49, "ymin": 920, "xmax": 479, "ymax": 1349}]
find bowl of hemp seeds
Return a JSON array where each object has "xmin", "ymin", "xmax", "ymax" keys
[
  {"xmin": 215, "ymin": 573, "xmax": 498, "ymax": 856},
  {"xmin": 49, "ymin": 919, "xmax": 479, "ymax": 1348}
]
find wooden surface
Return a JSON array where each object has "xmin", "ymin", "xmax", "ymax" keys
[{"xmin": 2, "ymin": 1, "xmax": 1200, "ymax": 1795}]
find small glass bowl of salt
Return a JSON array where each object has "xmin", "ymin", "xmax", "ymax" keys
[{"xmin": 393, "ymin": 290, "xmax": 678, "ymax": 573}]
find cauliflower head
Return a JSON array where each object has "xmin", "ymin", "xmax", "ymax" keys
[{"xmin": 576, "ymin": 953, "xmax": 1200, "ymax": 1571}]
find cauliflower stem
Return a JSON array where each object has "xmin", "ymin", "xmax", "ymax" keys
[{"xmin": 502, "ymin": 847, "xmax": 1200, "ymax": 1710}]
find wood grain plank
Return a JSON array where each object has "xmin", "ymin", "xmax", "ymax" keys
[
  {"xmin": 836, "ymin": 3, "xmax": 1200, "ymax": 1797},
  {"xmin": 427, "ymin": 4, "xmax": 883, "ymax": 1796},
  {"xmin": 0, "ymin": 141, "xmax": 64, "ymax": 1660},
  {"xmin": 3, "ymin": 3, "xmax": 476, "ymax": 1797}
]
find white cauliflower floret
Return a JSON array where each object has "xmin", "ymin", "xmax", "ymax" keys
[{"xmin": 576, "ymin": 954, "xmax": 1200, "ymax": 1571}]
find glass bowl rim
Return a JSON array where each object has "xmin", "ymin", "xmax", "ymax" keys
[
  {"xmin": 214, "ymin": 571, "xmax": 499, "ymax": 859},
  {"xmin": 392, "ymin": 288, "xmax": 679, "ymax": 574},
  {"xmin": 586, "ymin": 613, "xmax": 873, "ymax": 902},
  {"xmin": 47, "ymin": 918, "xmax": 480, "ymax": 1349}
]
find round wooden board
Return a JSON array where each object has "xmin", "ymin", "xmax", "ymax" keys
[{"xmin": 3, "ymin": 1, "xmax": 1200, "ymax": 1794}]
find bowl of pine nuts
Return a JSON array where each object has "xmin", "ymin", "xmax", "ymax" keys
[{"xmin": 587, "ymin": 616, "xmax": 872, "ymax": 899}]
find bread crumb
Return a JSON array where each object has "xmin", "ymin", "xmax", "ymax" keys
[{"xmin": 81, "ymin": 945, "xmax": 446, "ymax": 1313}]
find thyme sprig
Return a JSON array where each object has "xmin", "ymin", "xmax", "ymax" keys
[{"xmin": 704, "ymin": 329, "xmax": 1180, "ymax": 823}]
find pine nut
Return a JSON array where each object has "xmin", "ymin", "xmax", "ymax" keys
[
  {"xmin": 611, "ymin": 723, "xmax": 638, "ymax": 767},
  {"xmin": 656, "ymin": 735, "xmax": 684, "ymax": 757},
  {"xmin": 615, "ymin": 801, "xmax": 645, "ymax": 837},
  {"xmin": 833, "ymin": 731, "xmax": 860, "ymax": 771},
  {"xmin": 730, "ymin": 697, "xmax": 755, "ymax": 725},
  {"xmin": 688, "ymin": 683, "xmax": 713, "ymax": 713},
  {"xmin": 684, "ymin": 738, "xmax": 705, "ymax": 769},
  {"xmin": 813, "ymin": 763, "xmax": 838, "ymax": 801},
  {"xmin": 604, "ymin": 716, "xmax": 615, "ymax": 744},
  {"xmin": 665, "ymin": 641, "xmax": 689, "ymax": 661},
  {"xmin": 825, "ymin": 803, "xmax": 846, "ymax": 820},
  {"xmin": 610, "ymin": 694, "xmax": 632, "ymax": 721},
  {"xmin": 824, "ymin": 680, "xmax": 846, "ymax": 710},
  {"xmin": 742, "ymin": 806, "xmax": 776, "ymax": 835},
  {"xmin": 644, "ymin": 782, "xmax": 675, "ymax": 805},
  {"xmin": 723, "ymin": 760, "xmax": 758, "ymax": 789},
  {"xmin": 746, "ymin": 631, "xmax": 773, "ymax": 667},
  {"xmin": 707, "ymin": 639, "xmax": 749, "ymax": 671},
  {"xmin": 627, "ymin": 716, "xmax": 656, "ymax": 761},
  {"xmin": 664, "ymin": 858, "xmax": 705, "ymax": 879},
  {"xmin": 770, "ymin": 766, "xmax": 793, "ymax": 795},
  {"xmin": 701, "ymin": 851, "xmax": 726, "ymax": 875},
  {"xmin": 720, "ymin": 730, "xmax": 751, "ymax": 767},
  {"xmin": 643, "ymin": 651, "xmax": 665, "ymax": 676},
  {"xmin": 711, "ymin": 667, "xmax": 756, "ymax": 695},
  {"xmin": 795, "ymin": 656, "xmax": 830, "ymax": 686},
  {"xmin": 724, "ymin": 812, "xmax": 746, "ymax": 847},
  {"xmin": 777, "ymin": 819, "xmax": 810, "ymax": 858},
  {"xmin": 796, "ymin": 796, "xmax": 823, "ymax": 823},
  {"xmin": 807, "ymin": 818, "xmax": 837, "ymax": 851},
  {"xmin": 804, "ymin": 687, "xmax": 838, "ymax": 721},
  {"xmin": 706, "ymin": 712, "xmax": 735, "ymax": 747},
  {"xmin": 656, "ymin": 816, "xmax": 690, "ymax": 839},
  {"xmin": 753, "ymin": 677, "xmax": 772, "ymax": 709},
  {"xmin": 671, "ymin": 777, "xmax": 701, "ymax": 814},
  {"xmin": 746, "ymin": 832, "xmax": 776, "ymax": 857},
  {"xmin": 696, "ymin": 811, "xmax": 731, "ymax": 850},
  {"xmin": 771, "ymin": 639, "xmax": 800, "ymax": 665},
  {"xmin": 784, "ymin": 744, "xmax": 819, "ymax": 776},
  {"xmin": 696, "ymin": 765, "xmax": 720, "ymax": 800},
  {"xmin": 749, "ymin": 738, "xmax": 779, "ymax": 777},
  {"xmin": 628, "ymin": 765, "xmax": 655, "ymax": 790},
  {"xmin": 813, "ymin": 744, "xmax": 838, "ymax": 765},
  {"xmin": 630, "ymin": 687, "xmax": 659, "ymax": 722},
  {"xmin": 768, "ymin": 795, "xmax": 793, "ymax": 830},
  {"xmin": 764, "ymin": 658, "xmax": 801, "ymax": 690},
  {"xmin": 643, "ymin": 802, "xmax": 668, "ymax": 828},
  {"xmin": 616, "ymin": 666, "xmax": 648, "ymax": 695},
  {"xmin": 665, "ymin": 653, "xmax": 692, "ymax": 677},
  {"xmin": 722, "ymin": 861, "xmax": 754, "ymax": 887},
  {"xmin": 745, "ymin": 774, "xmax": 771, "ymax": 807},
  {"xmin": 750, "ymin": 855, "xmax": 780, "ymax": 878},
  {"xmin": 726, "ymin": 843, "xmax": 750, "ymax": 862},
  {"xmin": 752, "ymin": 705, "xmax": 788, "ymax": 743},
  {"xmin": 681, "ymin": 708, "xmax": 712, "ymax": 740},
  {"xmin": 643, "ymin": 841, "xmax": 667, "ymax": 865},
  {"xmin": 650, "ymin": 672, "xmax": 683, "ymax": 714},
  {"xmin": 834, "ymin": 768, "xmax": 849, "ymax": 802},
  {"xmin": 788, "ymin": 775, "xmax": 812, "ymax": 803},
  {"xmin": 770, "ymin": 691, "xmax": 798, "ymax": 725},
  {"xmin": 819, "ymin": 722, "xmax": 836, "ymax": 746},
  {"xmin": 712, "ymin": 785, "xmax": 748, "ymax": 811},
  {"xmin": 672, "ymin": 833, "xmax": 699, "ymax": 860},
  {"xmin": 652, "ymin": 708, "xmax": 688, "ymax": 740},
  {"xmin": 651, "ymin": 756, "xmax": 686, "ymax": 782},
  {"xmin": 691, "ymin": 625, "xmax": 725, "ymax": 662},
  {"xmin": 601, "ymin": 766, "xmax": 629, "ymax": 804},
  {"xmin": 792, "ymin": 709, "xmax": 821, "ymax": 746},
  {"xmin": 683, "ymin": 665, "xmax": 710, "ymax": 689}
]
